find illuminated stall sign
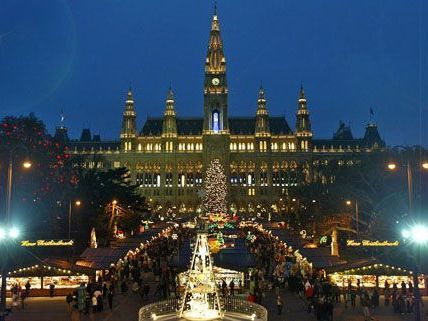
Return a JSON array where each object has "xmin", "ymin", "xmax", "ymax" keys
[
  {"xmin": 346, "ymin": 240, "xmax": 399, "ymax": 247},
  {"xmin": 21, "ymin": 239, "xmax": 74, "ymax": 247}
]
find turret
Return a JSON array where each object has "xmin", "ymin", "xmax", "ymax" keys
[
  {"xmin": 162, "ymin": 87, "xmax": 177, "ymax": 153},
  {"xmin": 120, "ymin": 88, "xmax": 137, "ymax": 151},
  {"xmin": 162, "ymin": 87, "xmax": 177, "ymax": 137},
  {"xmin": 295, "ymin": 85, "xmax": 312, "ymax": 150},
  {"xmin": 255, "ymin": 86, "xmax": 270, "ymax": 136},
  {"xmin": 363, "ymin": 123, "xmax": 385, "ymax": 150}
]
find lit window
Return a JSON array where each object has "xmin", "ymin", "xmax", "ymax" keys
[
  {"xmin": 212, "ymin": 110, "xmax": 220, "ymax": 133},
  {"xmin": 113, "ymin": 161, "xmax": 120, "ymax": 168}
]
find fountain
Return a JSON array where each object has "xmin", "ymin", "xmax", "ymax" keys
[{"xmin": 178, "ymin": 231, "xmax": 223, "ymax": 320}]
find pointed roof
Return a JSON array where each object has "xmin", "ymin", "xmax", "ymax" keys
[
  {"xmin": 258, "ymin": 85, "xmax": 266, "ymax": 101},
  {"xmin": 299, "ymin": 84, "xmax": 305, "ymax": 100},
  {"xmin": 256, "ymin": 86, "xmax": 268, "ymax": 116},
  {"xmin": 206, "ymin": 7, "xmax": 226, "ymax": 73},
  {"xmin": 126, "ymin": 87, "xmax": 134, "ymax": 103},
  {"xmin": 166, "ymin": 86, "xmax": 174, "ymax": 102},
  {"xmin": 164, "ymin": 86, "xmax": 176, "ymax": 116},
  {"xmin": 123, "ymin": 87, "xmax": 136, "ymax": 117}
]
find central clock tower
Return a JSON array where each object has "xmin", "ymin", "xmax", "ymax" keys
[
  {"xmin": 203, "ymin": 10, "xmax": 228, "ymax": 134},
  {"xmin": 202, "ymin": 9, "xmax": 230, "ymax": 188}
]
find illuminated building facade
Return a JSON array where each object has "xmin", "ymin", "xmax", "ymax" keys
[{"xmin": 58, "ymin": 10, "xmax": 385, "ymax": 215}]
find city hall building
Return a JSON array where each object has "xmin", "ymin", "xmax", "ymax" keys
[{"xmin": 57, "ymin": 11, "xmax": 385, "ymax": 215}]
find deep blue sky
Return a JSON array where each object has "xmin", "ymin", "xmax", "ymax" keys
[{"xmin": 1, "ymin": 0, "xmax": 427, "ymax": 145}]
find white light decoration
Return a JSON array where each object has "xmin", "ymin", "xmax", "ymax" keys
[{"xmin": 178, "ymin": 232, "xmax": 223, "ymax": 320}]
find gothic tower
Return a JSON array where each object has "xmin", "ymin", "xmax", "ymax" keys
[
  {"xmin": 295, "ymin": 85, "xmax": 312, "ymax": 150},
  {"xmin": 203, "ymin": 7, "xmax": 228, "ymax": 134},
  {"xmin": 255, "ymin": 86, "xmax": 270, "ymax": 136},
  {"xmin": 202, "ymin": 7, "xmax": 230, "ymax": 189},
  {"xmin": 120, "ymin": 88, "xmax": 137, "ymax": 151},
  {"xmin": 162, "ymin": 87, "xmax": 177, "ymax": 137},
  {"xmin": 162, "ymin": 87, "xmax": 178, "ymax": 153}
]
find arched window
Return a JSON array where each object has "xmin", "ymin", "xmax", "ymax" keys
[{"xmin": 212, "ymin": 110, "xmax": 220, "ymax": 132}]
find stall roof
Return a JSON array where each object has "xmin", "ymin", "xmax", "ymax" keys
[
  {"xmin": 327, "ymin": 258, "xmax": 417, "ymax": 276},
  {"xmin": 76, "ymin": 248, "xmax": 130, "ymax": 270},
  {"xmin": 298, "ymin": 248, "xmax": 346, "ymax": 268}
]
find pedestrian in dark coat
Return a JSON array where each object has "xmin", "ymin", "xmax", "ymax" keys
[{"xmin": 107, "ymin": 290, "xmax": 114, "ymax": 310}]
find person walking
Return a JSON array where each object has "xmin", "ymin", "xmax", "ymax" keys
[
  {"xmin": 276, "ymin": 295, "xmax": 283, "ymax": 315},
  {"xmin": 361, "ymin": 291, "xmax": 371, "ymax": 321},
  {"xmin": 49, "ymin": 283, "xmax": 55, "ymax": 297},
  {"xmin": 20, "ymin": 290, "xmax": 27, "ymax": 309},
  {"xmin": 229, "ymin": 280, "xmax": 235, "ymax": 296},
  {"xmin": 25, "ymin": 281, "xmax": 31, "ymax": 298},
  {"xmin": 66, "ymin": 293, "xmax": 73, "ymax": 313},
  {"xmin": 91, "ymin": 294, "xmax": 97, "ymax": 314},
  {"xmin": 107, "ymin": 290, "xmax": 114, "ymax": 310},
  {"xmin": 96, "ymin": 293, "xmax": 103, "ymax": 312}
]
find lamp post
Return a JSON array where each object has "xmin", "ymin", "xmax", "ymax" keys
[
  {"xmin": 388, "ymin": 146, "xmax": 428, "ymax": 321},
  {"xmin": 0, "ymin": 148, "xmax": 31, "ymax": 321},
  {"xmin": 401, "ymin": 224, "xmax": 428, "ymax": 321},
  {"xmin": 345, "ymin": 200, "xmax": 359, "ymax": 239},
  {"xmin": 68, "ymin": 200, "xmax": 81, "ymax": 239},
  {"xmin": 387, "ymin": 150, "xmax": 428, "ymax": 214},
  {"xmin": 0, "ymin": 226, "xmax": 21, "ymax": 321}
]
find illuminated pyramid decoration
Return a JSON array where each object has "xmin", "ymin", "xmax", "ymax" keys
[{"xmin": 178, "ymin": 230, "xmax": 224, "ymax": 320}]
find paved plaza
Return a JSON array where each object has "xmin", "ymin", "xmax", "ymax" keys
[{"xmin": 5, "ymin": 288, "xmax": 428, "ymax": 321}]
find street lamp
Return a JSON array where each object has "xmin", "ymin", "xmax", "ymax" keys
[
  {"xmin": 68, "ymin": 200, "xmax": 82, "ymax": 239},
  {"xmin": 387, "ymin": 163, "xmax": 397, "ymax": 170},
  {"xmin": 346, "ymin": 200, "xmax": 359, "ymax": 239},
  {"xmin": 401, "ymin": 223, "xmax": 428, "ymax": 321},
  {"xmin": 387, "ymin": 155, "xmax": 428, "ymax": 213},
  {"xmin": 0, "ymin": 226, "xmax": 21, "ymax": 321},
  {"xmin": 22, "ymin": 160, "xmax": 32, "ymax": 169},
  {"xmin": 0, "ymin": 146, "xmax": 32, "ymax": 320}
]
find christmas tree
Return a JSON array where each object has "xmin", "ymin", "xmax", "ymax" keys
[{"xmin": 203, "ymin": 159, "xmax": 227, "ymax": 214}]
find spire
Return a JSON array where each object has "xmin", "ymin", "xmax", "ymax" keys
[
  {"xmin": 165, "ymin": 86, "xmax": 176, "ymax": 115},
  {"xmin": 258, "ymin": 85, "xmax": 265, "ymax": 102},
  {"xmin": 206, "ymin": 6, "xmax": 225, "ymax": 73},
  {"xmin": 255, "ymin": 86, "xmax": 270, "ymax": 136},
  {"xmin": 162, "ymin": 86, "xmax": 177, "ymax": 137},
  {"xmin": 121, "ymin": 87, "xmax": 137, "ymax": 142},
  {"xmin": 299, "ymin": 83, "xmax": 305, "ymax": 100},
  {"xmin": 167, "ymin": 85, "xmax": 174, "ymax": 102},
  {"xmin": 126, "ymin": 88, "xmax": 135, "ymax": 108},
  {"xmin": 296, "ymin": 85, "xmax": 312, "ymax": 140},
  {"xmin": 60, "ymin": 109, "xmax": 65, "ymax": 127}
]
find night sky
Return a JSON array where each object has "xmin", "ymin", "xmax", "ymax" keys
[{"xmin": 1, "ymin": 0, "xmax": 427, "ymax": 146}]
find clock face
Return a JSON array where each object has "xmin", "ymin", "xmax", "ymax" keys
[{"xmin": 211, "ymin": 77, "xmax": 220, "ymax": 86}]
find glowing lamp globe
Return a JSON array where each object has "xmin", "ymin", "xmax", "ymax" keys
[{"xmin": 387, "ymin": 163, "xmax": 397, "ymax": 170}]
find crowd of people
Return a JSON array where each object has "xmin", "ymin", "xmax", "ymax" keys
[
  {"xmin": 67, "ymin": 226, "xmax": 193, "ymax": 318},
  {"xmin": 8, "ymin": 281, "xmax": 32, "ymax": 310}
]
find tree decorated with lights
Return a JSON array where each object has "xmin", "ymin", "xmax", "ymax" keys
[{"xmin": 203, "ymin": 159, "xmax": 227, "ymax": 214}]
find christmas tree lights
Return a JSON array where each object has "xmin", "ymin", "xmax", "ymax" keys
[{"xmin": 203, "ymin": 159, "xmax": 227, "ymax": 214}]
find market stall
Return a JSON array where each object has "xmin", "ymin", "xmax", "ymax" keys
[
  {"xmin": 178, "ymin": 266, "xmax": 244, "ymax": 290},
  {"xmin": 329, "ymin": 262, "xmax": 425, "ymax": 290},
  {"xmin": 4, "ymin": 264, "xmax": 89, "ymax": 291}
]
